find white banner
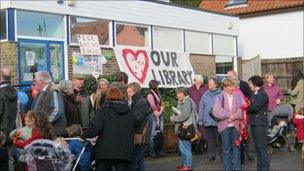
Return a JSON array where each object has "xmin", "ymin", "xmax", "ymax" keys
[
  {"xmin": 77, "ymin": 34, "xmax": 102, "ymax": 56},
  {"xmin": 114, "ymin": 47, "xmax": 195, "ymax": 88}
]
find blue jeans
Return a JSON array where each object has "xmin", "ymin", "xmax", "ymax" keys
[
  {"xmin": 130, "ymin": 145, "xmax": 146, "ymax": 171},
  {"xmin": 178, "ymin": 139, "xmax": 192, "ymax": 167},
  {"xmin": 147, "ymin": 114, "xmax": 164, "ymax": 155},
  {"xmin": 220, "ymin": 127, "xmax": 241, "ymax": 171}
]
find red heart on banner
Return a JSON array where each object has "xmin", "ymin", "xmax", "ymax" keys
[{"xmin": 122, "ymin": 49, "xmax": 149, "ymax": 84}]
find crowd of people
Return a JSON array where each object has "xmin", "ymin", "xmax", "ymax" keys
[{"xmin": 0, "ymin": 67, "xmax": 303, "ymax": 171}]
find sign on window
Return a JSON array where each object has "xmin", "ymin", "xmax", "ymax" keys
[{"xmin": 77, "ymin": 34, "xmax": 102, "ymax": 56}]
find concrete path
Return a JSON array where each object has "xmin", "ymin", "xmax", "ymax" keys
[{"xmin": 146, "ymin": 149, "xmax": 303, "ymax": 170}]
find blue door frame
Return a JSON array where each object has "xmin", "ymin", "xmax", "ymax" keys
[{"xmin": 17, "ymin": 39, "xmax": 65, "ymax": 88}]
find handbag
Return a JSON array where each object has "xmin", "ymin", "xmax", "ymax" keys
[
  {"xmin": 177, "ymin": 123, "xmax": 196, "ymax": 141},
  {"xmin": 177, "ymin": 99, "xmax": 197, "ymax": 141},
  {"xmin": 208, "ymin": 94, "xmax": 224, "ymax": 122}
]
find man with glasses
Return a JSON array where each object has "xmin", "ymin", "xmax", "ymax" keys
[{"xmin": 32, "ymin": 71, "xmax": 66, "ymax": 136}]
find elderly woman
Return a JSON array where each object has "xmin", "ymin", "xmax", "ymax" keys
[
  {"xmin": 198, "ymin": 77, "xmax": 222, "ymax": 161},
  {"xmin": 213, "ymin": 78, "xmax": 243, "ymax": 171},
  {"xmin": 170, "ymin": 87, "xmax": 196, "ymax": 171},
  {"xmin": 57, "ymin": 80, "xmax": 82, "ymax": 127}
]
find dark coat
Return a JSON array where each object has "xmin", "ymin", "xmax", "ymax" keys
[
  {"xmin": 0, "ymin": 145, "xmax": 9, "ymax": 171},
  {"xmin": 82, "ymin": 101, "xmax": 134, "ymax": 162},
  {"xmin": 0, "ymin": 81, "xmax": 17, "ymax": 137},
  {"xmin": 248, "ymin": 88, "xmax": 269, "ymax": 126},
  {"xmin": 240, "ymin": 80, "xmax": 252, "ymax": 98},
  {"xmin": 131, "ymin": 92, "xmax": 150, "ymax": 134},
  {"xmin": 62, "ymin": 93, "xmax": 82, "ymax": 127}
]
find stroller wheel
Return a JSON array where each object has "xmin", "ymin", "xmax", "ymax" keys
[
  {"xmin": 267, "ymin": 145, "xmax": 273, "ymax": 155},
  {"xmin": 289, "ymin": 144, "xmax": 295, "ymax": 152}
]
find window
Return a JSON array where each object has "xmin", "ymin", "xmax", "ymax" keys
[
  {"xmin": 153, "ymin": 27, "xmax": 182, "ymax": 51},
  {"xmin": 115, "ymin": 23, "xmax": 149, "ymax": 47},
  {"xmin": 70, "ymin": 16, "xmax": 110, "ymax": 45},
  {"xmin": 185, "ymin": 31, "xmax": 211, "ymax": 54},
  {"xmin": 213, "ymin": 34, "xmax": 235, "ymax": 55},
  {"xmin": 17, "ymin": 10, "xmax": 64, "ymax": 38},
  {"xmin": 0, "ymin": 10, "xmax": 6, "ymax": 40},
  {"xmin": 216, "ymin": 55, "xmax": 233, "ymax": 74},
  {"xmin": 226, "ymin": 0, "xmax": 247, "ymax": 7}
]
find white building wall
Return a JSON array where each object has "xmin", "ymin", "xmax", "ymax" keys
[
  {"xmin": 1, "ymin": 0, "xmax": 239, "ymax": 36},
  {"xmin": 238, "ymin": 10, "xmax": 304, "ymax": 59}
]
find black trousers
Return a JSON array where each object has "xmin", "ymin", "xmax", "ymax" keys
[
  {"xmin": 250, "ymin": 125, "xmax": 270, "ymax": 171},
  {"xmin": 95, "ymin": 159, "xmax": 130, "ymax": 171},
  {"xmin": 205, "ymin": 126, "xmax": 222, "ymax": 158}
]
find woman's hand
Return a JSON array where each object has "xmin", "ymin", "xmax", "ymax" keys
[{"xmin": 227, "ymin": 115, "xmax": 235, "ymax": 123}]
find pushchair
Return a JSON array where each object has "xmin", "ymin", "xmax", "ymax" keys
[
  {"xmin": 25, "ymin": 139, "xmax": 74, "ymax": 171},
  {"xmin": 267, "ymin": 104, "xmax": 293, "ymax": 155},
  {"xmin": 64, "ymin": 138, "xmax": 95, "ymax": 171}
]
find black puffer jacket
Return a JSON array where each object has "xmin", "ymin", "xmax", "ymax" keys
[
  {"xmin": 82, "ymin": 100, "xmax": 134, "ymax": 161},
  {"xmin": 0, "ymin": 81, "xmax": 17, "ymax": 137}
]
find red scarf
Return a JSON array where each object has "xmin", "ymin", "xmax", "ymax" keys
[{"xmin": 235, "ymin": 97, "xmax": 250, "ymax": 146}]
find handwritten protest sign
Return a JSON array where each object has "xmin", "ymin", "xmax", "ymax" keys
[
  {"xmin": 114, "ymin": 48, "xmax": 195, "ymax": 88},
  {"xmin": 77, "ymin": 34, "xmax": 101, "ymax": 56}
]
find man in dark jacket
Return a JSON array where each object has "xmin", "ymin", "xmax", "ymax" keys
[
  {"xmin": 32, "ymin": 71, "xmax": 66, "ymax": 136},
  {"xmin": 127, "ymin": 82, "xmax": 150, "ymax": 171},
  {"xmin": 0, "ymin": 68, "xmax": 17, "ymax": 138},
  {"xmin": 248, "ymin": 75, "xmax": 270, "ymax": 171}
]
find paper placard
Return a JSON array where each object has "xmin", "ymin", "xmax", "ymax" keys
[{"xmin": 26, "ymin": 51, "xmax": 35, "ymax": 66}]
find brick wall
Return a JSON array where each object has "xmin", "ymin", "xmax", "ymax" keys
[
  {"xmin": 190, "ymin": 54, "xmax": 216, "ymax": 77},
  {"xmin": 0, "ymin": 42, "xmax": 18, "ymax": 84}
]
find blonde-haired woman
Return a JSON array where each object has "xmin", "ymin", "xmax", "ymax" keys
[{"xmin": 213, "ymin": 78, "xmax": 243, "ymax": 171}]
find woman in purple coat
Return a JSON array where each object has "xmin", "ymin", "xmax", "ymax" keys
[{"xmin": 213, "ymin": 78, "xmax": 244, "ymax": 171}]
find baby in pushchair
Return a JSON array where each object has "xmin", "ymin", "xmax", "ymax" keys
[
  {"xmin": 24, "ymin": 138, "xmax": 74, "ymax": 171},
  {"xmin": 267, "ymin": 104, "xmax": 293, "ymax": 154}
]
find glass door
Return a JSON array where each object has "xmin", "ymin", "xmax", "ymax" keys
[
  {"xmin": 50, "ymin": 43, "xmax": 64, "ymax": 83},
  {"xmin": 18, "ymin": 39, "xmax": 64, "ymax": 84},
  {"xmin": 19, "ymin": 42, "xmax": 47, "ymax": 83}
]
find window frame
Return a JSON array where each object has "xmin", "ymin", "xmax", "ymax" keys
[
  {"xmin": 226, "ymin": 0, "xmax": 248, "ymax": 7},
  {"xmin": 69, "ymin": 15, "xmax": 112, "ymax": 48},
  {"xmin": 0, "ymin": 10, "xmax": 8, "ymax": 42},
  {"xmin": 184, "ymin": 30, "xmax": 212, "ymax": 55},
  {"xmin": 114, "ymin": 21, "xmax": 151, "ymax": 49},
  {"xmin": 15, "ymin": 10, "xmax": 65, "ymax": 41},
  {"xmin": 152, "ymin": 26, "xmax": 184, "ymax": 52}
]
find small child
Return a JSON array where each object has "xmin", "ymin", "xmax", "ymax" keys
[
  {"xmin": 0, "ymin": 131, "xmax": 9, "ymax": 171},
  {"xmin": 10, "ymin": 110, "xmax": 34, "ymax": 164},
  {"xmin": 66, "ymin": 124, "xmax": 92, "ymax": 171},
  {"xmin": 292, "ymin": 108, "xmax": 304, "ymax": 160},
  {"xmin": 268, "ymin": 120, "xmax": 287, "ymax": 140}
]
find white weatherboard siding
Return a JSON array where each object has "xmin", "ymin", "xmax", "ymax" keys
[
  {"xmin": 238, "ymin": 10, "xmax": 304, "ymax": 59},
  {"xmin": 2, "ymin": 0, "xmax": 239, "ymax": 36}
]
